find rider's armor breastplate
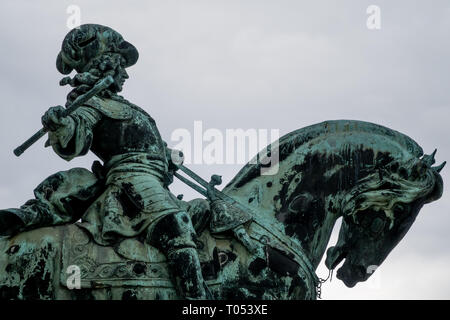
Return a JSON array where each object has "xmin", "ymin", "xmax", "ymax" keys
[{"xmin": 85, "ymin": 96, "xmax": 167, "ymax": 164}]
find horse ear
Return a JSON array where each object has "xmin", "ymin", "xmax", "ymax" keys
[
  {"xmin": 432, "ymin": 161, "xmax": 446, "ymax": 173},
  {"xmin": 421, "ymin": 149, "xmax": 437, "ymax": 167}
]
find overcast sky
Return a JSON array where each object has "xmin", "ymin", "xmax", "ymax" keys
[{"xmin": 0, "ymin": 0, "xmax": 449, "ymax": 299}]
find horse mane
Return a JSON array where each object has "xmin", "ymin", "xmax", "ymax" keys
[{"xmin": 224, "ymin": 120, "xmax": 423, "ymax": 190}]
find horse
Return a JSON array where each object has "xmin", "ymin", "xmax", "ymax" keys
[{"xmin": 0, "ymin": 120, "xmax": 444, "ymax": 300}]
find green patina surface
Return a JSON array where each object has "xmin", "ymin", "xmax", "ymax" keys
[{"xmin": 0, "ymin": 24, "xmax": 445, "ymax": 300}]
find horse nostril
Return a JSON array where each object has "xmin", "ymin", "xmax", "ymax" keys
[{"xmin": 357, "ymin": 265, "xmax": 367, "ymax": 278}]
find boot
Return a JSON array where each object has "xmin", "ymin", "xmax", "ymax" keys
[
  {"xmin": 148, "ymin": 211, "xmax": 212, "ymax": 299},
  {"xmin": 167, "ymin": 247, "xmax": 211, "ymax": 299},
  {"xmin": 0, "ymin": 199, "xmax": 55, "ymax": 237}
]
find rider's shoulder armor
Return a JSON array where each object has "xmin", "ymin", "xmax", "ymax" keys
[
  {"xmin": 83, "ymin": 96, "xmax": 133, "ymax": 120},
  {"xmin": 82, "ymin": 95, "xmax": 167, "ymax": 164}
]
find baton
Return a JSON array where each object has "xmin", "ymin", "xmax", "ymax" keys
[{"xmin": 13, "ymin": 75, "xmax": 114, "ymax": 157}]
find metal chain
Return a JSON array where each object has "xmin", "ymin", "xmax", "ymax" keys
[{"xmin": 316, "ymin": 269, "xmax": 333, "ymax": 299}]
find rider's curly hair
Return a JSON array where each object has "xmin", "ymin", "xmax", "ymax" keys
[{"xmin": 60, "ymin": 52, "xmax": 123, "ymax": 105}]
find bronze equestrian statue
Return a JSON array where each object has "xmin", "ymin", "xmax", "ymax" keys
[{"xmin": 0, "ymin": 24, "xmax": 445, "ymax": 300}]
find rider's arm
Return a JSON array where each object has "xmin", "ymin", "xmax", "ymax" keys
[{"xmin": 42, "ymin": 105, "xmax": 102, "ymax": 161}]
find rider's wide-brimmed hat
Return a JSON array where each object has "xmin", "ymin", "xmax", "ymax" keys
[{"xmin": 56, "ymin": 24, "xmax": 139, "ymax": 75}]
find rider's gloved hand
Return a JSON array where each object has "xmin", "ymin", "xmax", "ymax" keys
[
  {"xmin": 166, "ymin": 147, "xmax": 184, "ymax": 171},
  {"xmin": 41, "ymin": 105, "xmax": 71, "ymax": 132}
]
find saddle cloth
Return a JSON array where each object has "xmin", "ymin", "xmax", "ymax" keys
[{"xmin": 60, "ymin": 225, "xmax": 173, "ymax": 289}]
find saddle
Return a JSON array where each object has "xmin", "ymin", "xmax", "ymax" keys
[
  {"xmin": 60, "ymin": 225, "xmax": 173, "ymax": 290},
  {"xmin": 60, "ymin": 224, "xmax": 225, "ymax": 291}
]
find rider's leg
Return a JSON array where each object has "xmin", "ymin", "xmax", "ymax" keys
[
  {"xmin": 148, "ymin": 210, "xmax": 210, "ymax": 299},
  {"xmin": 0, "ymin": 168, "xmax": 100, "ymax": 236}
]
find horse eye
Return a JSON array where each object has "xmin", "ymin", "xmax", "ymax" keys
[
  {"xmin": 355, "ymin": 210, "xmax": 375, "ymax": 228},
  {"xmin": 371, "ymin": 217, "xmax": 386, "ymax": 234},
  {"xmin": 358, "ymin": 214, "xmax": 371, "ymax": 228}
]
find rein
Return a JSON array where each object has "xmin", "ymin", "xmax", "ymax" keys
[{"xmin": 316, "ymin": 268, "xmax": 333, "ymax": 299}]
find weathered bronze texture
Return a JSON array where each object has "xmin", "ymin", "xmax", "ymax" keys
[{"xmin": 0, "ymin": 24, "xmax": 445, "ymax": 300}]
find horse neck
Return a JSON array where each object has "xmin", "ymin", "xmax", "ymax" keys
[
  {"xmin": 261, "ymin": 146, "xmax": 384, "ymax": 270},
  {"xmin": 272, "ymin": 190, "xmax": 341, "ymax": 270},
  {"xmin": 229, "ymin": 155, "xmax": 346, "ymax": 271}
]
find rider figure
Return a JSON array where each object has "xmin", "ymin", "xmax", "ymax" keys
[{"xmin": 0, "ymin": 24, "xmax": 209, "ymax": 300}]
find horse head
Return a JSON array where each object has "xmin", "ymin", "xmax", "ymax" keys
[
  {"xmin": 224, "ymin": 120, "xmax": 444, "ymax": 291},
  {"xmin": 326, "ymin": 150, "xmax": 444, "ymax": 287}
]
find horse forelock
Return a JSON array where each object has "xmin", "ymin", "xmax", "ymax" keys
[{"xmin": 342, "ymin": 157, "xmax": 438, "ymax": 228}]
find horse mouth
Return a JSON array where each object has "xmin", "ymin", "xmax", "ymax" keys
[
  {"xmin": 336, "ymin": 260, "xmax": 368, "ymax": 288},
  {"xmin": 325, "ymin": 246, "xmax": 368, "ymax": 288}
]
